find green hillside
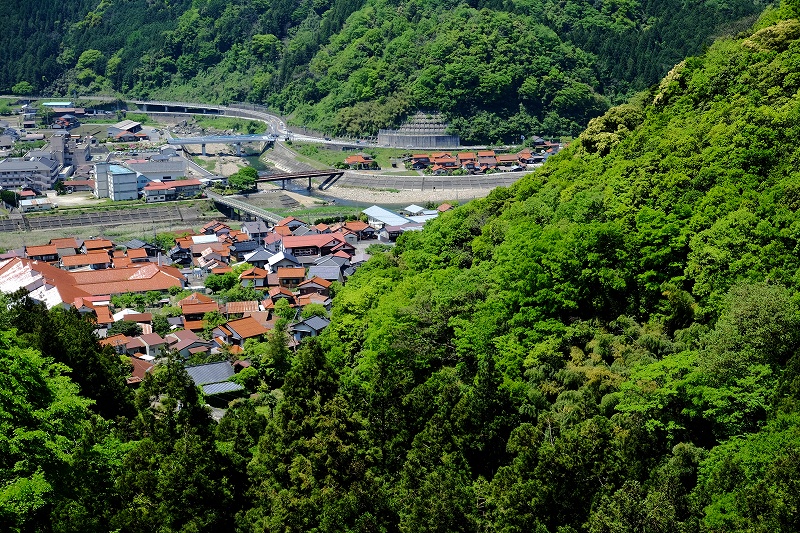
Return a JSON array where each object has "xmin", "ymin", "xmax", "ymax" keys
[
  {"xmin": 2, "ymin": 0, "xmax": 764, "ymax": 142},
  {"xmin": 4, "ymin": 5, "xmax": 800, "ymax": 532}
]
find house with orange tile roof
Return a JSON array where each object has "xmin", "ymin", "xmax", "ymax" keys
[
  {"xmin": 344, "ymin": 153, "xmax": 377, "ymax": 170},
  {"xmin": 202, "ymin": 220, "xmax": 231, "ymax": 235},
  {"xmin": 430, "ymin": 164, "xmax": 449, "ymax": 175},
  {"xmin": 272, "ymin": 225, "xmax": 293, "ymax": 237},
  {"xmin": 265, "ymin": 286, "xmax": 296, "ymax": 305},
  {"xmin": 210, "ymin": 266, "xmax": 233, "ymax": 275},
  {"xmin": 432, "ymin": 154, "xmax": 458, "ymax": 168},
  {"xmin": 181, "ymin": 301, "xmax": 221, "ymax": 322},
  {"xmin": 70, "ymin": 263, "xmax": 186, "ymax": 296},
  {"xmin": 298, "ymin": 276, "xmax": 332, "ymax": 296},
  {"xmin": 276, "ymin": 216, "xmax": 306, "ymax": 230},
  {"xmin": 297, "ymin": 292, "xmax": 332, "ymax": 309},
  {"xmin": 225, "ymin": 300, "xmax": 260, "ymax": 315},
  {"xmin": 280, "ymin": 233, "xmax": 347, "ymax": 258},
  {"xmin": 410, "ymin": 154, "xmax": 430, "ymax": 170},
  {"xmin": 25, "ymin": 244, "xmax": 59, "ymax": 263},
  {"xmin": 239, "ymin": 267, "xmax": 269, "ymax": 288},
  {"xmin": 179, "ymin": 291, "xmax": 215, "ymax": 305},
  {"xmin": 342, "ymin": 220, "xmax": 376, "ymax": 240},
  {"xmin": 214, "ymin": 316, "xmax": 269, "ymax": 346},
  {"xmin": 82, "ymin": 239, "xmax": 114, "ymax": 253},
  {"xmin": 100, "ymin": 333, "xmax": 131, "ymax": 354},
  {"xmin": 49, "ymin": 237, "xmax": 81, "ymax": 252},
  {"xmin": 276, "ymin": 267, "xmax": 306, "ymax": 289},
  {"xmin": 126, "ymin": 248, "xmax": 149, "ymax": 262},
  {"xmin": 457, "ymin": 153, "xmax": 478, "ymax": 171},
  {"xmin": 113, "ymin": 257, "xmax": 133, "ymax": 268},
  {"xmin": 60, "ymin": 251, "xmax": 112, "ymax": 270},
  {"xmin": 496, "ymin": 153, "xmax": 521, "ymax": 168},
  {"xmin": 313, "ymin": 222, "xmax": 331, "ymax": 234}
]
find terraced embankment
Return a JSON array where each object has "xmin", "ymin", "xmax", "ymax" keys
[{"xmin": 0, "ymin": 205, "xmax": 203, "ymax": 233}]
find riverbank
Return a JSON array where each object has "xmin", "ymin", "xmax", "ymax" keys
[{"xmin": 280, "ymin": 185, "xmax": 492, "ymax": 208}]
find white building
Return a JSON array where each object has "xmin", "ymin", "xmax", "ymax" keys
[
  {"xmin": 0, "ymin": 156, "xmax": 60, "ymax": 190},
  {"xmin": 126, "ymin": 159, "xmax": 186, "ymax": 181},
  {"xmin": 94, "ymin": 163, "xmax": 138, "ymax": 201}
]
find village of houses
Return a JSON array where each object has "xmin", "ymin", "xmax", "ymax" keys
[
  {"xmin": 343, "ymin": 139, "xmax": 561, "ymax": 173},
  {"xmin": 0, "ymin": 99, "xmax": 547, "ymax": 403},
  {"xmin": 0, "ymin": 201, "xmax": 453, "ymax": 402},
  {"xmin": 1, "ymin": 106, "xmax": 208, "ymax": 212}
]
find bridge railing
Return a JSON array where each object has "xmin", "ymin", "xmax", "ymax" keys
[{"xmin": 205, "ymin": 190, "xmax": 283, "ymax": 224}]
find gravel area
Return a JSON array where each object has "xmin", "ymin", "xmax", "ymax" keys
[{"xmin": 308, "ymin": 186, "xmax": 492, "ymax": 206}]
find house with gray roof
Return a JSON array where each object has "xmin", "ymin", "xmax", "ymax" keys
[
  {"xmin": 292, "ymin": 316, "xmax": 331, "ymax": 342},
  {"xmin": 243, "ymin": 248, "xmax": 276, "ymax": 269},
  {"xmin": 267, "ymin": 251, "xmax": 300, "ymax": 272},
  {"xmin": 185, "ymin": 361, "xmax": 244, "ymax": 396},
  {"xmin": 307, "ymin": 265, "xmax": 344, "ymax": 283},
  {"xmin": 241, "ymin": 220, "xmax": 270, "ymax": 242},
  {"xmin": 230, "ymin": 239, "xmax": 261, "ymax": 261}
]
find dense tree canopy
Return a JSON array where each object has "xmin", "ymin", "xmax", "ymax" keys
[
  {"xmin": 3, "ymin": 6, "xmax": 800, "ymax": 532},
  {"xmin": 0, "ymin": 0, "xmax": 764, "ymax": 141}
]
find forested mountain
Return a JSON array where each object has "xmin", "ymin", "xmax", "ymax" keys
[
  {"xmin": 2, "ymin": 0, "xmax": 764, "ymax": 141},
  {"xmin": 5, "ymin": 4, "xmax": 800, "ymax": 532}
]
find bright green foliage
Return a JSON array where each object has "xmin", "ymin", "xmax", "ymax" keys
[
  {"xmin": 4, "ymin": 9, "xmax": 800, "ymax": 533},
  {"xmin": 107, "ymin": 320, "xmax": 143, "ymax": 338},
  {"xmin": 227, "ymin": 166, "xmax": 258, "ymax": 191},
  {"xmin": 3, "ymin": 293, "xmax": 134, "ymax": 419},
  {"xmin": 300, "ymin": 302, "xmax": 328, "ymax": 319},
  {"xmin": 204, "ymin": 271, "xmax": 238, "ymax": 293},
  {"xmin": 202, "ymin": 310, "xmax": 227, "ymax": 340},
  {"xmin": 0, "ymin": 330, "xmax": 93, "ymax": 531}
]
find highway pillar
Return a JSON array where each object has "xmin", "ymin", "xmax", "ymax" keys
[
  {"xmin": 201, "ymin": 144, "xmax": 206, "ymax": 156},
  {"xmin": 281, "ymin": 179, "xmax": 286, "ymax": 190},
  {"xmin": 308, "ymin": 177, "xmax": 312, "ymax": 190},
  {"xmin": 235, "ymin": 143, "xmax": 241, "ymax": 156}
]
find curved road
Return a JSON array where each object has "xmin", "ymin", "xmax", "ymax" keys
[{"xmin": 12, "ymin": 95, "xmax": 534, "ymax": 192}]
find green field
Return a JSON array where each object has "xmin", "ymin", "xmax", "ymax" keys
[{"xmin": 271, "ymin": 204, "xmax": 362, "ymax": 223}]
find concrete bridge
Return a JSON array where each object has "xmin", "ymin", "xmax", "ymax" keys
[
  {"xmin": 256, "ymin": 169, "xmax": 345, "ymax": 190},
  {"xmin": 167, "ymin": 134, "xmax": 276, "ymax": 156},
  {"xmin": 204, "ymin": 190, "xmax": 283, "ymax": 224},
  {"xmin": 131, "ymin": 100, "xmax": 226, "ymax": 114}
]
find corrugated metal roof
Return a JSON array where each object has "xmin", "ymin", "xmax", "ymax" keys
[
  {"xmin": 303, "ymin": 316, "xmax": 331, "ymax": 331},
  {"xmin": 362, "ymin": 205, "xmax": 410, "ymax": 226},
  {"xmin": 308, "ymin": 266, "xmax": 342, "ymax": 281},
  {"xmin": 202, "ymin": 381, "xmax": 244, "ymax": 395},
  {"xmin": 185, "ymin": 361, "xmax": 236, "ymax": 386}
]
